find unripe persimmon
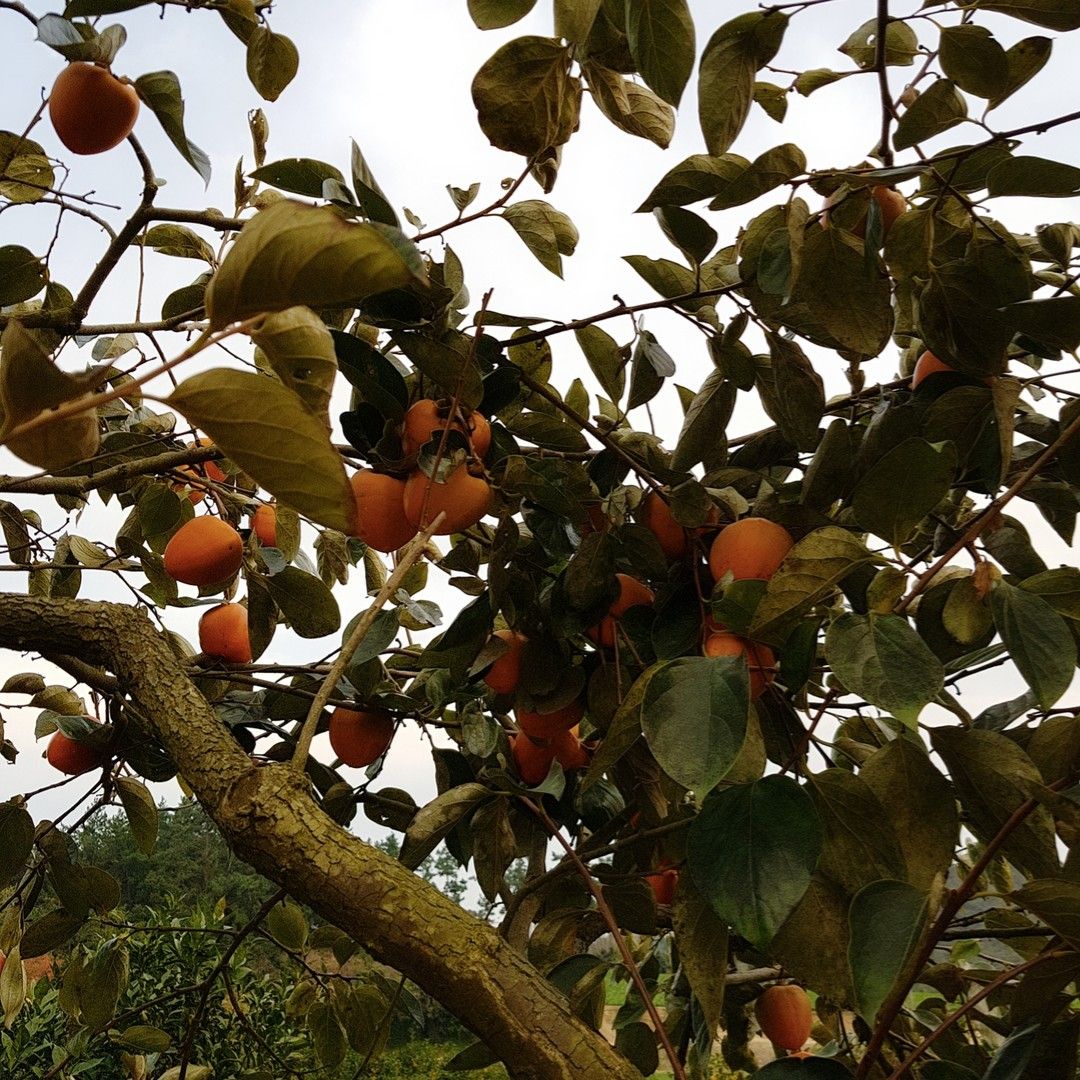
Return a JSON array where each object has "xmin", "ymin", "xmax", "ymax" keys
[
  {"xmin": 198, "ymin": 602, "xmax": 252, "ymax": 664},
  {"xmin": 402, "ymin": 466, "xmax": 492, "ymax": 535},
  {"xmin": 163, "ymin": 516, "xmax": 244, "ymax": 587},
  {"xmin": 329, "ymin": 707, "xmax": 395, "ymax": 768},
  {"xmin": 483, "ymin": 629, "xmax": 527, "ymax": 695},
  {"xmin": 46, "ymin": 729, "xmax": 104, "ymax": 776},
  {"xmin": 49, "ymin": 62, "xmax": 140, "ymax": 155},
  {"xmin": 704, "ymin": 632, "xmax": 776, "ymax": 699},
  {"xmin": 252, "ymin": 503, "xmax": 277, "ymax": 547},
  {"xmin": 350, "ymin": 471, "xmax": 418, "ymax": 553},
  {"xmin": 646, "ymin": 867, "xmax": 679, "ymax": 906},
  {"xmin": 510, "ymin": 733, "xmax": 555, "ymax": 785},
  {"xmin": 588, "ymin": 574, "xmax": 655, "ymax": 649},
  {"xmin": 550, "ymin": 726, "xmax": 589, "ymax": 771},
  {"xmin": 402, "ymin": 399, "xmax": 491, "ymax": 458},
  {"xmin": 517, "ymin": 697, "xmax": 585, "ymax": 740},
  {"xmin": 708, "ymin": 518, "xmax": 794, "ymax": 582},
  {"xmin": 755, "ymin": 984, "xmax": 813, "ymax": 1052}
]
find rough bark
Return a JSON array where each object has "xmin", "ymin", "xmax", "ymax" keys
[{"xmin": 0, "ymin": 594, "xmax": 639, "ymax": 1080}]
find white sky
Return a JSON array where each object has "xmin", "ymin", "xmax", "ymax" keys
[{"xmin": 2, "ymin": 1, "xmax": 1079, "ymax": 835}]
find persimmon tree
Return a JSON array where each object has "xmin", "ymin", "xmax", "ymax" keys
[{"xmin": 1, "ymin": 1, "xmax": 1080, "ymax": 1078}]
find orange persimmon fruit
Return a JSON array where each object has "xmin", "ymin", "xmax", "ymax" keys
[
  {"xmin": 588, "ymin": 574, "xmax": 655, "ymax": 649},
  {"xmin": 350, "ymin": 471, "xmax": 419, "ymax": 553},
  {"xmin": 755, "ymin": 984, "xmax": 813, "ymax": 1052},
  {"xmin": 46, "ymin": 729, "xmax": 104, "ymax": 776},
  {"xmin": 163, "ymin": 516, "xmax": 244, "ymax": 587},
  {"xmin": 329, "ymin": 707, "xmax": 395, "ymax": 768},
  {"xmin": 49, "ymin": 62, "xmax": 140, "ymax": 155},
  {"xmin": 516, "ymin": 697, "xmax": 585, "ymax": 740},
  {"xmin": 198, "ymin": 602, "xmax": 252, "ymax": 665},
  {"xmin": 483, "ymin": 629, "xmax": 527, "ymax": 696},
  {"xmin": 402, "ymin": 465, "xmax": 492, "ymax": 535},
  {"xmin": 251, "ymin": 503, "xmax": 278, "ymax": 547},
  {"xmin": 708, "ymin": 518, "xmax": 794, "ymax": 583},
  {"xmin": 704, "ymin": 632, "xmax": 776, "ymax": 698},
  {"xmin": 402, "ymin": 399, "xmax": 491, "ymax": 458}
]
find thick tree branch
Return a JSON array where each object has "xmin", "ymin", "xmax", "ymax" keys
[{"xmin": 0, "ymin": 593, "xmax": 637, "ymax": 1080}]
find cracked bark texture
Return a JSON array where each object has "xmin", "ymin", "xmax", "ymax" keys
[{"xmin": 0, "ymin": 595, "xmax": 639, "ymax": 1080}]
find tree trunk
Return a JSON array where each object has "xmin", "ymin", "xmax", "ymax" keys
[{"xmin": 0, "ymin": 595, "xmax": 640, "ymax": 1080}]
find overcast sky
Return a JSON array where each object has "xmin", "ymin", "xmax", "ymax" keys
[{"xmin": 3, "ymin": 1, "xmax": 1079, "ymax": 831}]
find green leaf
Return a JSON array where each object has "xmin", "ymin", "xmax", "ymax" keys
[
  {"xmin": 849, "ymin": 880, "xmax": 928, "ymax": 1024},
  {"xmin": 825, "ymin": 614, "xmax": 944, "ymax": 727},
  {"xmin": 115, "ymin": 777, "xmax": 158, "ymax": 856},
  {"xmin": 471, "ymin": 36, "xmax": 581, "ymax": 159},
  {"xmin": 555, "ymin": 0, "xmax": 602, "ymax": 42},
  {"xmin": 671, "ymin": 369, "xmax": 735, "ymax": 472},
  {"xmin": 574, "ymin": 325, "xmax": 625, "ymax": 405},
  {"xmin": 246, "ymin": 26, "xmax": 298, "ymax": 102},
  {"xmin": 133, "ymin": 71, "xmax": 211, "ymax": 184},
  {"xmin": 249, "ymin": 158, "xmax": 345, "ymax": 200},
  {"xmin": 893, "ymin": 78, "xmax": 967, "ymax": 151},
  {"xmin": 308, "ymin": 999, "xmax": 348, "ymax": 1069},
  {"xmin": 264, "ymin": 567, "xmax": 341, "ymax": 638},
  {"xmin": 138, "ymin": 224, "xmax": 216, "ymax": 264},
  {"xmin": 502, "ymin": 199, "xmax": 579, "ymax": 277},
  {"xmin": 698, "ymin": 12, "xmax": 788, "ymax": 156},
  {"xmin": 859, "ymin": 738, "xmax": 958, "ymax": 891},
  {"xmin": 839, "ymin": 17, "xmax": 919, "ymax": 68},
  {"xmin": 991, "ymin": 580, "xmax": 1076, "ymax": 710},
  {"xmin": 0, "ymin": 321, "xmax": 100, "ymax": 471},
  {"xmin": 642, "ymin": 656, "xmax": 749, "ymax": 798},
  {"xmin": 757, "ymin": 332, "xmax": 825, "ymax": 452},
  {"xmin": 654, "ymin": 205, "xmax": 716, "ymax": 267},
  {"xmin": 753, "ymin": 1058, "xmax": 854, "ymax": 1078},
  {"xmin": 167, "ymin": 368, "xmax": 355, "ymax": 533},
  {"xmin": 625, "ymin": 0, "xmax": 696, "ymax": 107},
  {"xmin": 972, "ymin": 0, "xmax": 1080, "ymax": 30},
  {"xmin": 508, "ymin": 411, "xmax": 589, "ymax": 452},
  {"xmin": 987, "ymin": 155, "xmax": 1080, "ymax": 197},
  {"xmin": 1003, "ymin": 297, "xmax": 1080, "ymax": 351},
  {"xmin": 467, "ymin": 0, "xmax": 538, "ymax": 29},
  {"xmin": 392, "ymin": 330, "xmax": 484, "ymax": 410},
  {"xmin": 582, "ymin": 62, "xmax": 675, "ymax": 148},
  {"xmin": 350, "ymin": 140, "xmax": 400, "ymax": 228},
  {"xmin": 0, "ymin": 803, "xmax": 34, "ymax": 886},
  {"xmin": 672, "ymin": 875, "xmax": 729, "ymax": 1041},
  {"xmin": 706, "ymin": 143, "xmax": 807, "ymax": 212},
  {"xmin": 1012, "ymin": 880, "xmax": 1080, "ymax": 948},
  {"xmin": 931, "ymin": 727, "xmax": 1061, "ymax": 879},
  {"xmin": 1, "ymin": 944, "xmax": 26, "ymax": 1028},
  {"xmin": 400, "ymin": 784, "xmax": 491, "ymax": 869},
  {"xmin": 205, "ymin": 201, "xmax": 426, "ymax": 329},
  {"xmin": 637, "ymin": 153, "xmax": 749, "ymax": 210},
  {"xmin": 0, "ymin": 133, "xmax": 54, "ymax": 205},
  {"xmin": 471, "ymin": 798, "xmax": 516, "ymax": 902},
  {"xmin": 0, "ymin": 245, "xmax": 46, "ymax": 306},
  {"xmin": 687, "ymin": 775, "xmax": 822, "ymax": 949},
  {"xmin": 852, "ymin": 437, "xmax": 956, "ymax": 547},
  {"xmin": 749, "ymin": 526, "xmax": 874, "ymax": 641},
  {"xmin": 267, "ymin": 898, "xmax": 308, "ymax": 950},
  {"xmin": 251, "ymin": 306, "xmax": 338, "ymax": 432},
  {"xmin": 939, "ymin": 25, "xmax": 1009, "ymax": 98},
  {"xmin": 989, "ymin": 37, "xmax": 1052, "ymax": 110},
  {"xmin": 116, "ymin": 1025, "xmax": 172, "ymax": 1052}
]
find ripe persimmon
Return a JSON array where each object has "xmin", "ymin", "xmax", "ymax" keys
[
  {"xmin": 483, "ymin": 629, "xmax": 527, "ymax": 695},
  {"xmin": 49, "ymin": 62, "xmax": 140, "ymax": 155},
  {"xmin": 641, "ymin": 491, "xmax": 687, "ymax": 559},
  {"xmin": 510, "ymin": 733, "xmax": 555, "ymax": 786},
  {"xmin": 252, "ymin": 503, "xmax": 278, "ymax": 547},
  {"xmin": 704, "ymin": 632, "xmax": 776, "ymax": 698},
  {"xmin": 163, "ymin": 516, "xmax": 244, "ymax": 587},
  {"xmin": 329, "ymin": 707, "xmax": 395, "ymax": 768},
  {"xmin": 755, "ymin": 984, "xmax": 813, "ymax": 1052},
  {"xmin": 708, "ymin": 518, "xmax": 794, "ymax": 582},
  {"xmin": 402, "ymin": 465, "xmax": 492, "ymax": 535},
  {"xmin": 856, "ymin": 186, "xmax": 907, "ymax": 239},
  {"xmin": 46, "ymin": 729, "xmax": 104, "ymax": 776},
  {"xmin": 516, "ymin": 697, "xmax": 585, "ymax": 740},
  {"xmin": 402, "ymin": 399, "xmax": 491, "ymax": 458},
  {"xmin": 646, "ymin": 867, "xmax": 679, "ymax": 906},
  {"xmin": 350, "ymin": 471, "xmax": 418, "ymax": 552},
  {"xmin": 910, "ymin": 349, "xmax": 994, "ymax": 390},
  {"xmin": 198, "ymin": 602, "xmax": 252, "ymax": 664},
  {"xmin": 588, "ymin": 574, "xmax": 655, "ymax": 649},
  {"xmin": 550, "ymin": 727, "xmax": 589, "ymax": 771}
]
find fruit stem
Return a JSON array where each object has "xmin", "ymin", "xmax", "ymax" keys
[{"xmin": 291, "ymin": 511, "xmax": 447, "ymax": 774}]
